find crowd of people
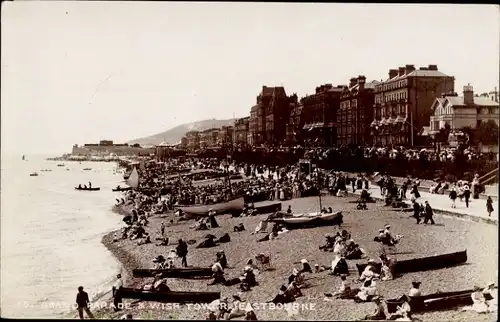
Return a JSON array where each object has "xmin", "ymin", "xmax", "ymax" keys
[{"xmin": 74, "ymin": 153, "xmax": 497, "ymax": 320}]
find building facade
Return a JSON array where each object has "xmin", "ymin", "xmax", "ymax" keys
[
  {"xmin": 248, "ymin": 86, "xmax": 289, "ymax": 146},
  {"xmin": 301, "ymin": 84, "xmax": 342, "ymax": 146},
  {"xmin": 185, "ymin": 130, "xmax": 200, "ymax": 151},
  {"xmin": 371, "ymin": 64, "xmax": 455, "ymax": 146},
  {"xmin": 286, "ymin": 100, "xmax": 304, "ymax": 144},
  {"xmin": 338, "ymin": 76, "xmax": 379, "ymax": 146},
  {"xmin": 218, "ymin": 126, "xmax": 234, "ymax": 147},
  {"xmin": 199, "ymin": 128, "xmax": 220, "ymax": 148},
  {"xmin": 234, "ymin": 117, "xmax": 250, "ymax": 146},
  {"xmin": 430, "ymin": 85, "xmax": 500, "ymax": 132}
]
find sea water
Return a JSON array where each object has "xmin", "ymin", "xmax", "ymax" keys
[{"xmin": 1, "ymin": 155, "xmax": 125, "ymax": 318}]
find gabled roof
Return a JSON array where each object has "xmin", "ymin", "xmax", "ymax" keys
[
  {"xmin": 446, "ymin": 96, "xmax": 499, "ymax": 107},
  {"xmin": 406, "ymin": 70, "xmax": 450, "ymax": 77}
]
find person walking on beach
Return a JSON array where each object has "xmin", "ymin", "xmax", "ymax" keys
[
  {"xmin": 412, "ymin": 200, "xmax": 421, "ymax": 224},
  {"xmin": 423, "ymin": 201, "xmax": 435, "ymax": 225},
  {"xmin": 76, "ymin": 286, "xmax": 94, "ymax": 319},
  {"xmin": 486, "ymin": 196, "xmax": 494, "ymax": 217},
  {"xmin": 449, "ymin": 187, "xmax": 457, "ymax": 208},
  {"xmin": 176, "ymin": 238, "xmax": 188, "ymax": 267},
  {"xmin": 463, "ymin": 185, "xmax": 471, "ymax": 208},
  {"xmin": 112, "ymin": 274, "xmax": 123, "ymax": 312},
  {"xmin": 160, "ymin": 222, "xmax": 165, "ymax": 237}
]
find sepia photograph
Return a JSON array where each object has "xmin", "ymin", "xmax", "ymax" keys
[{"xmin": 1, "ymin": 1, "xmax": 499, "ymax": 320}]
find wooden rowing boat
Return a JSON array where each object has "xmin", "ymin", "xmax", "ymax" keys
[
  {"xmin": 112, "ymin": 187, "xmax": 132, "ymax": 192},
  {"xmin": 356, "ymin": 250, "xmax": 467, "ymax": 276},
  {"xmin": 133, "ymin": 267, "xmax": 213, "ymax": 278},
  {"xmin": 176, "ymin": 198, "xmax": 245, "ymax": 218},
  {"xmin": 269, "ymin": 212, "xmax": 343, "ymax": 229},
  {"xmin": 117, "ymin": 288, "xmax": 220, "ymax": 304},
  {"xmin": 253, "ymin": 201, "xmax": 282, "ymax": 214},
  {"xmin": 74, "ymin": 187, "xmax": 101, "ymax": 191},
  {"xmin": 386, "ymin": 289, "xmax": 493, "ymax": 313}
]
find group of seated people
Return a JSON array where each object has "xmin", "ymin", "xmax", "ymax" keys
[
  {"xmin": 270, "ymin": 259, "xmax": 314, "ymax": 304},
  {"xmin": 373, "ymin": 225, "xmax": 402, "ymax": 246}
]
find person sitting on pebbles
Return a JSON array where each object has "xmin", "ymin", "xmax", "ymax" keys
[
  {"xmin": 224, "ymin": 294, "xmax": 246, "ymax": 320},
  {"xmin": 240, "ymin": 266, "xmax": 257, "ymax": 291},
  {"xmin": 379, "ymin": 254, "xmax": 396, "ymax": 281},
  {"xmin": 355, "ymin": 279, "xmax": 379, "ymax": 303},
  {"xmin": 208, "ymin": 258, "xmax": 225, "ymax": 285},
  {"xmin": 270, "ymin": 285, "xmax": 293, "ymax": 304},
  {"xmin": 319, "ymin": 234, "xmax": 336, "ymax": 251},
  {"xmin": 152, "ymin": 255, "xmax": 167, "ymax": 270},
  {"xmin": 362, "ymin": 295, "xmax": 390, "ymax": 320},
  {"xmin": 299, "ymin": 259, "xmax": 313, "ymax": 273},
  {"xmin": 360, "ymin": 259, "xmax": 380, "ymax": 281},
  {"xmin": 216, "ymin": 251, "xmax": 228, "ymax": 269}
]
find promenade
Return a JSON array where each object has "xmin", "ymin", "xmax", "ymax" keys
[{"xmin": 352, "ymin": 183, "xmax": 498, "ymax": 225}]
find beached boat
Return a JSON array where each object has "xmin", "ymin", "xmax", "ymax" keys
[
  {"xmin": 253, "ymin": 200, "xmax": 282, "ymax": 214},
  {"xmin": 112, "ymin": 187, "xmax": 132, "ymax": 192},
  {"xmin": 386, "ymin": 289, "xmax": 493, "ymax": 313},
  {"xmin": 74, "ymin": 187, "xmax": 101, "ymax": 191},
  {"xmin": 176, "ymin": 197, "xmax": 245, "ymax": 218},
  {"xmin": 117, "ymin": 288, "xmax": 220, "ymax": 304},
  {"xmin": 356, "ymin": 250, "xmax": 467, "ymax": 276},
  {"xmin": 30, "ymin": 172, "xmax": 39, "ymax": 177},
  {"xmin": 132, "ymin": 267, "xmax": 213, "ymax": 278},
  {"xmin": 269, "ymin": 211, "xmax": 343, "ymax": 228}
]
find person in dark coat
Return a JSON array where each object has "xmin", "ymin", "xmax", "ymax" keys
[
  {"xmin": 486, "ymin": 196, "xmax": 494, "ymax": 217},
  {"xmin": 208, "ymin": 211, "xmax": 219, "ymax": 228},
  {"xmin": 463, "ymin": 186, "xmax": 471, "ymax": 208},
  {"xmin": 449, "ymin": 187, "xmax": 458, "ymax": 208},
  {"xmin": 423, "ymin": 201, "xmax": 435, "ymax": 225},
  {"xmin": 176, "ymin": 238, "xmax": 188, "ymax": 267},
  {"xmin": 413, "ymin": 200, "xmax": 421, "ymax": 224},
  {"xmin": 76, "ymin": 286, "xmax": 94, "ymax": 319}
]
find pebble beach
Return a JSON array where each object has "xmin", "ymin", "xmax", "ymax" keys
[{"xmin": 96, "ymin": 193, "xmax": 497, "ymax": 321}]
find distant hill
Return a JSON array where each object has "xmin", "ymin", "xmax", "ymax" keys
[{"xmin": 127, "ymin": 118, "xmax": 237, "ymax": 146}]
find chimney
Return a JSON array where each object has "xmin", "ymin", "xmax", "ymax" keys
[
  {"xmin": 405, "ymin": 64, "xmax": 416, "ymax": 74},
  {"xmin": 398, "ymin": 67, "xmax": 405, "ymax": 77},
  {"xmin": 325, "ymin": 84, "xmax": 333, "ymax": 90},
  {"xmin": 316, "ymin": 86, "xmax": 320, "ymax": 94},
  {"xmin": 357, "ymin": 75, "xmax": 366, "ymax": 91},
  {"xmin": 389, "ymin": 69, "xmax": 398, "ymax": 79},
  {"xmin": 428, "ymin": 64, "xmax": 438, "ymax": 71},
  {"xmin": 463, "ymin": 84, "xmax": 474, "ymax": 105},
  {"xmin": 349, "ymin": 77, "xmax": 357, "ymax": 88}
]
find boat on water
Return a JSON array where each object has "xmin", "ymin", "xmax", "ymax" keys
[
  {"xmin": 268, "ymin": 211, "xmax": 343, "ymax": 228},
  {"xmin": 133, "ymin": 267, "xmax": 213, "ymax": 278},
  {"xmin": 30, "ymin": 172, "xmax": 39, "ymax": 177},
  {"xmin": 112, "ymin": 186, "xmax": 132, "ymax": 192},
  {"xmin": 386, "ymin": 288, "xmax": 493, "ymax": 313},
  {"xmin": 74, "ymin": 187, "xmax": 101, "ymax": 191},
  {"xmin": 356, "ymin": 250, "xmax": 467, "ymax": 276},
  {"xmin": 40, "ymin": 169, "xmax": 52, "ymax": 172},
  {"xmin": 117, "ymin": 288, "xmax": 220, "ymax": 304},
  {"xmin": 83, "ymin": 168, "xmax": 92, "ymax": 171},
  {"xmin": 22, "ymin": 155, "xmax": 25, "ymax": 161},
  {"xmin": 57, "ymin": 164, "xmax": 65, "ymax": 167}
]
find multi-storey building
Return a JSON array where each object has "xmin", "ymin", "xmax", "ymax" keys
[
  {"xmin": 371, "ymin": 64, "xmax": 455, "ymax": 146},
  {"xmin": 430, "ymin": 85, "xmax": 499, "ymax": 132},
  {"xmin": 234, "ymin": 117, "xmax": 250, "ymax": 146},
  {"xmin": 180, "ymin": 137, "xmax": 188, "ymax": 149},
  {"xmin": 185, "ymin": 131, "xmax": 200, "ymax": 151},
  {"xmin": 218, "ymin": 126, "xmax": 234, "ymax": 147},
  {"xmin": 301, "ymin": 84, "xmax": 343, "ymax": 146},
  {"xmin": 338, "ymin": 76, "xmax": 380, "ymax": 146},
  {"xmin": 286, "ymin": 96, "xmax": 303, "ymax": 143},
  {"xmin": 199, "ymin": 128, "xmax": 220, "ymax": 148}
]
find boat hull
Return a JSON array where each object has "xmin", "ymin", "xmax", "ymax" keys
[
  {"xmin": 270, "ymin": 212, "xmax": 343, "ymax": 229},
  {"xmin": 253, "ymin": 201, "xmax": 282, "ymax": 214},
  {"xmin": 112, "ymin": 187, "xmax": 132, "ymax": 192},
  {"xmin": 176, "ymin": 198, "xmax": 245, "ymax": 218},
  {"xmin": 74, "ymin": 187, "xmax": 101, "ymax": 191},
  {"xmin": 356, "ymin": 250, "xmax": 467, "ymax": 276},
  {"xmin": 386, "ymin": 289, "xmax": 492, "ymax": 313},
  {"xmin": 133, "ymin": 267, "xmax": 213, "ymax": 278},
  {"xmin": 117, "ymin": 288, "xmax": 220, "ymax": 304}
]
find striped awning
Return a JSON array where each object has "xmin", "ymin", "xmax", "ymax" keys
[
  {"xmin": 379, "ymin": 118, "xmax": 388, "ymax": 126},
  {"xmin": 302, "ymin": 124, "xmax": 312, "ymax": 130},
  {"xmin": 389, "ymin": 117, "xmax": 398, "ymax": 125},
  {"xmin": 370, "ymin": 120, "xmax": 380, "ymax": 127}
]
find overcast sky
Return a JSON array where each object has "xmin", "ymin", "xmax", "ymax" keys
[{"xmin": 2, "ymin": 2, "xmax": 499, "ymax": 155}]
